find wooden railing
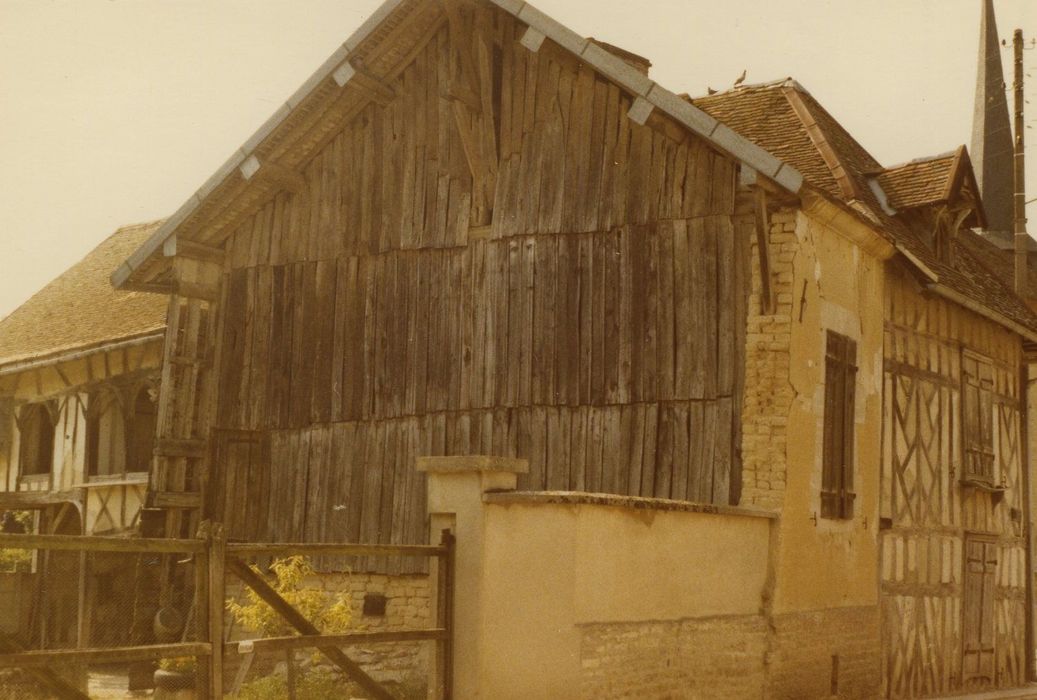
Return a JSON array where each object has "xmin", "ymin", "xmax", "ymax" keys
[{"xmin": 0, "ymin": 527, "xmax": 455, "ymax": 700}]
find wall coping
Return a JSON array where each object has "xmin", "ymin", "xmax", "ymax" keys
[{"xmin": 482, "ymin": 490, "xmax": 779, "ymax": 520}]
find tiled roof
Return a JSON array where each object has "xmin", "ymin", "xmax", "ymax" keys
[
  {"xmin": 693, "ymin": 80, "xmax": 1037, "ymax": 336},
  {"xmin": 877, "ymin": 153, "xmax": 957, "ymax": 211},
  {"xmin": 0, "ymin": 221, "xmax": 168, "ymax": 368}
]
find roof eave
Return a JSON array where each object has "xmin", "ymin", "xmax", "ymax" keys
[
  {"xmin": 114, "ymin": 0, "xmax": 803, "ymax": 289},
  {"xmin": 0, "ymin": 330, "xmax": 166, "ymax": 377},
  {"xmin": 926, "ymin": 282, "xmax": 1037, "ymax": 343}
]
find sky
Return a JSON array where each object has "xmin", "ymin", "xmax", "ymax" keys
[{"xmin": 1, "ymin": 0, "xmax": 1036, "ymax": 319}]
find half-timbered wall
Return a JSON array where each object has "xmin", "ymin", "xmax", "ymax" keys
[
  {"xmin": 207, "ymin": 6, "xmax": 747, "ymax": 549},
  {"xmin": 0, "ymin": 341, "xmax": 162, "ymax": 535},
  {"xmin": 881, "ymin": 266, "xmax": 1027, "ymax": 698}
]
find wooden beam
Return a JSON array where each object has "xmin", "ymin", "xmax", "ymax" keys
[
  {"xmin": 119, "ymin": 280, "xmax": 174, "ymax": 295},
  {"xmin": 238, "ymin": 155, "xmax": 308, "ymax": 198},
  {"xmin": 257, "ymin": 162, "xmax": 308, "ymax": 196},
  {"xmin": 0, "ymin": 532, "xmax": 204, "ymax": 554},
  {"xmin": 208, "ymin": 523, "xmax": 226, "ymax": 699},
  {"xmin": 754, "ymin": 187, "xmax": 775, "ymax": 314},
  {"xmin": 173, "ymin": 281, "xmax": 219, "ymax": 304},
  {"xmin": 350, "ymin": 67, "xmax": 397, "ymax": 106},
  {"xmin": 226, "ymin": 542, "xmax": 447, "ymax": 558},
  {"xmin": 154, "ymin": 438, "xmax": 207, "ymax": 459},
  {"xmin": 0, "ymin": 489, "xmax": 83, "ymax": 509},
  {"xmin": 226, "ymin": 629, "xmax": 447, "ymax": 656},
  {"xmin": 163, "ymin": 236, "xmax": 226, "ymax": 266},
  {"xmin": 150, "ymin": 491, "xmax": 203, "ymax": 510},
  {"xmin": 0, "ymin": 642, "xmax": 210, "ymax": 668},
  {"xmin": 48, "ymin": 502, "xmax": 74, "ymax": 534},
  {"xmin": 226, "ymin": 557, "xmax": 393, "ymax": 700}
]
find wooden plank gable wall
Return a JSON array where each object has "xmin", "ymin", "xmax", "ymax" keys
[{"xmin": 203, "ymin": 4, "xmax": 747, "ymax": 555}]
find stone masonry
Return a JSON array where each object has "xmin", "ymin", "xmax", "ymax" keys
[
  {"xmin": 740, "ymin": 208, "xmax": 798, "ymax": 511},
  {"xmin": 579, "ymin": 615, "xmax": 769, "ymax": 699}
]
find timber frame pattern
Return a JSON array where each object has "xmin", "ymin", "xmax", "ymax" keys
[{"xmin": 881, "ymin": 266, "xmax": 1028, "ymax": 697}]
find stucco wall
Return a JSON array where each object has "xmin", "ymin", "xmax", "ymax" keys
[
  {"xmin": 742, "ymin": 207, "xmax": 884, "ymax": 614},
  {"xmin": 423, "ymin": 459, "xmax": 776, "ymax": 699},
  {"xmin": 481, "ymin": 495, "xmax": 773, "ymax": 698}
]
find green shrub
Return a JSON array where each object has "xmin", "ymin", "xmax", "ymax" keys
[
  {"xmin": 236, "ymin": 667, "xmax": 346, "ymax": 700},
  {"xmin": 226, "ymin": 556, "xmax": 351, "ymax": 637}
]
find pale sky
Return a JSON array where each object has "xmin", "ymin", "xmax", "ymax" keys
[{"xmin": 1, "ymin": 0, "xmax": 1035, "ymax": 319}]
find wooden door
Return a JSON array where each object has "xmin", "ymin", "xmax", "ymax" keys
[{"xmin": 962, "ymin": 536, "xmax": 997, "ymax": 686}]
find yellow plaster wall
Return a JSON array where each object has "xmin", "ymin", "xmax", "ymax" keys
[
  {"xmin": 477, "ymin": 498, "xmax": 772, "ymax": 698},
  {"xmin": 423, "ymin": 459, "xmax": 776, "ymax": 699},
  {"xmin": 743, "ymin": 208, "xmax": 884, "ymax": 614}
]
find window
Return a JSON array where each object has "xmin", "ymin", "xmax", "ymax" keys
[
  {"xmin": 962, "ymin": 353, "xmax": 995, "ymax": 484},
  {"xmin": 87, "ymin": 389, "xmax": 126, "ymax": 477},
  {"xmin": 18, "ymin": 403, "xmax": 55, "ymax": 478},
  {"xmin": 821, "ymin": 331, "xmax": 857, "ymax": 519},
  {"xmin": 126, "ymin": 386, "xmax": 157, "ymax": 474},
  {"xmin": 87, "ymin": 384, "xmax": 156, "ymax": 478}
]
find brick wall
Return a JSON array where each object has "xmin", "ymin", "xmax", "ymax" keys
[
  {"xmin": 579, "ymin": 614, "xmax": 769, "ymax": 699},
  {"xmin": 740, "ymin": 208, "xmax": 797, "ymax": 510},
  {"xmin": 767, "ymin": 605, "xmax": 881, "ymax": 699}
]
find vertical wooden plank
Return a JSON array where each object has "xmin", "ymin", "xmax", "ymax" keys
[
  {"xmin": 310, "ymin": 260, "xmax": 337, "ymax": 424},
  {"xmin": 603, "ymin": 228, "xmax": 621, "ymax": 404},
  {"xmin": 207, "ymin": 524, "xmax": 226, "ymax": 700},
  {"xmin": 713, "ymin": 397, "xmax": 733, "ymax": 504}
]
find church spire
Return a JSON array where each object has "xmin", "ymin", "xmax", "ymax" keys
[{"xmin": 971, "ymin": 0, "xmax": 1014, "ymax": 238}]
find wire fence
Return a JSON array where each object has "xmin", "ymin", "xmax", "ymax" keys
[{"xmin": 0, "ymin": 527, "xmax": 453, "ymax": 700}]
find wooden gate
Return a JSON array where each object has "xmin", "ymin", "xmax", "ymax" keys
[{"xmin": 0, "ymin": 526, "xmax": 455, "ymax": 700}]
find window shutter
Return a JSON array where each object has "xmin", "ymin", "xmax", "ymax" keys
[
  {"xmin": 839, "ymin": 337, "xmax": 857, "ymax": 519},
  {"xmin": 962, "ymin": 354, "xmax": 995, "ymax": 483},
  {"xmin": 822, "ymin": 332, "xmax": 856, "ymax": 520}
]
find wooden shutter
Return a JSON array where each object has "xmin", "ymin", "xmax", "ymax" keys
[
  {"xmin": 963, "ymin": 537, "xmax": 998, "ymax": 684},
  {"xmin": 962, "ymin": 354, "xmax": 995, "ymax": 482},
  {"xmin": 822, "ymin": 332, "xmax": 857, "ymax": 519}
]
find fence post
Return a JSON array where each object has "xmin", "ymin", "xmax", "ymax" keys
[
  {"xmin": 194, "ymin": 521, "xmax": 211, "ymax": 699},
  {"xmin": 418, "ymin": 456, "xmax": 527, "ymax": 698},
  {"xmin": 438, "ymin": 529, "xmax": 455, "ymax": 700},
  {"xmin": 208, "ymin": 523, "xmax": 226, "ymax": 699}
]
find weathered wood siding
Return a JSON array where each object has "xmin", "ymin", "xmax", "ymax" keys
[
  {"xmin": 881, "ymin": 266, "xmax": 1027, "ymax": 697},
  {"xmin": 207, "ymin": 7, "xmax": 747, "ymax": 550}
]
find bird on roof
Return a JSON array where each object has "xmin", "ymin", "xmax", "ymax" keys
[
  {"xmin": 734, "ymin": 69, "xmax": 746, "ymax": 87},
  {"xmin": 707, "ymin": 87, "xmax": 718, "ymax": 95}
]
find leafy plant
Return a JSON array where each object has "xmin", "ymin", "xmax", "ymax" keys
[
  {"xmin": 236, "ymin": 666, "xmax": 346, "ymax": 700},
  {"xmin": 226, "ymin": 556, "xmax": 352, "ymax": 637},
  {"xmin": 158, "ymin": 656, "xmax": 196, "ymax": 673},
  {"xmin": 0, "ymin": 510, "xmax": 32, "ymax": 573},
  {"xmin": 0, "ymin": 548, "xmax": 30, "ymax": 573}
]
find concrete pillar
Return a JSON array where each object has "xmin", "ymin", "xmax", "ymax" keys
[{"xmin": 418, "ymin": 456, "xmax": 528, "ymax": 700}]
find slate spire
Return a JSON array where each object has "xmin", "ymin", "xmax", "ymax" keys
[{"xmin": 971, "ymin": 0, "xmax": 1014, "ymax": 237}]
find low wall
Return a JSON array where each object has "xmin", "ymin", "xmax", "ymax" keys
[{"xmin": 421, "ymin": 457, "xmax": 776, "ymax": 699}]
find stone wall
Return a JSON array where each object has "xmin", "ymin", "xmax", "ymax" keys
[
  {"xmin": 579, "ymin": 614, "xmax": 768, "ymax": 699},
  {"xmin": 768, "ymin": 605, "xmax": 881, "ymax": 700},
  {"xmin": 740, "ymin": 208, "xmax": 797, "ymax": 510}
]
